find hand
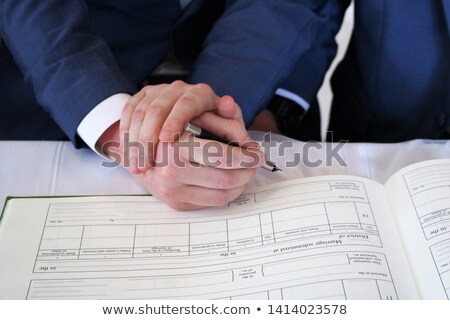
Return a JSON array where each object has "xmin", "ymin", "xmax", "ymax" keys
[
  {"xmin": 98, "ymin": 80, "xmax": 264, "ymax": 210},
  {"xmin": 119, "ymin": 80, "xmax": 258, "ymax": 174},
  {"xmin": 99, "ymin": 123, "xmax": 264, "ymax": 210},
  {"xmin": 132, "ymin": 131, "xmax": 264, "ymax": 210}
]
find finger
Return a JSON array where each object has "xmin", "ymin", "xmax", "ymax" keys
[
  {"xmin": 169, "ymin": 163, "xmax": 256, "ymax": 189},
  {"xmin": 216, "ymin": 95, "xmax": 244, "ymax": 121},
  {"xmin": 137, "ymin": 82, "xmax": 189, "ymax": 171},
  {"xmin": 159, "ymin": 83, "xmax": 220, "ymax": 142},
  {"xmin": 175, "ymin": 133, "xmax": 265, "ymax": 169},
  {"xmin": 192, "ymin": 112, "xmax": 259, "ymax": 148},
  {"xmin": 166, "ymin": 202, "xmax": 204, "ymax": 211},
  {"xmin": 132, "ymin": 165, "xmax": 205, "ymax": 211},
  {"xmin": 178, "ymin": 184, "xmax": 246, "ymax": 207},
  {"xmin": 121, "ymin": 91, "xmax": 146, "ymax": 172},
  {"xmin": 182, "ymin": 166, "xmax": 256, "ymax": 190},
  {"xmin": 127, "ymin": 88, "xmax": 164, "ymax": 174},
  {"xmin": 120, "ymin": 90, "xmax": 145, "ymax": 147}
]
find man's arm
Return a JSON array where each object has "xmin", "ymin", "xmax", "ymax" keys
[
  {"xmin": 0, "ymin": 0, "xmax": 135, "ymax": 146},
  {"xmin": 277, "ymin": 0, "xmax": 351, "ymax": 107},
  {"xmin": 187, "ymin": 0, "xmax": 350, "ymax": 126}
]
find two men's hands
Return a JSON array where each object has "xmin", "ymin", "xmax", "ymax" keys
[{"xmin": 100, "ymin": 81, "xmax": 264, "ymax": 210}]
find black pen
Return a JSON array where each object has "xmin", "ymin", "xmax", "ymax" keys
[{"xmin": 184, "ymin": 122, "xmax": 281, "ymax": 172}]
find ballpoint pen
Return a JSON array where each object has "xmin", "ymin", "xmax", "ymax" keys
[{"xmin": 185, "ymin": 122, "xmax": 282, "ymax": 172}]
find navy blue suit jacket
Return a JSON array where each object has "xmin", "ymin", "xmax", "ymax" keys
[
  {"xmin": 0, "ymin": 0, "xmax": 322, "ymax": 145},
  {"xmin": 1, "ymin": 0, "xmax": 449, "ymax": 143},
  {"xmin": 280, "ymin": 0, "xmax": 450, "ymax": 142}
]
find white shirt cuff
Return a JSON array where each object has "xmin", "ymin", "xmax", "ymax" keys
[
  {"xmin": 275, "ymin": 88, "xmax": 310, "ymax": 111},
  {"xmin": 77, "ymin": 93, "xmax": 131, "ymax": 158}
]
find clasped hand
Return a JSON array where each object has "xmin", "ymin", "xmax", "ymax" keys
[{"xmin": 103, "ymin": 81, "xmax": 264, "ymax": 210}]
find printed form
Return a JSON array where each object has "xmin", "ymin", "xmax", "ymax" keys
[
  {"xmin": 386, "ymin": 161, "xmax": 450, "ymax": 299},
  {"xmin": 0, "ymin": 175, "xmax": 419, "ymax": 300}
]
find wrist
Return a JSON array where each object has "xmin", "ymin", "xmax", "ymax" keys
[{"xmin": 96, "ymin": 121, "xmax": 120, "ymax": 158}]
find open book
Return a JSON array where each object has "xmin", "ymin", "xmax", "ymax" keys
[{"xmin": 0, "ymin": 159, "xmax": 449, "ymax": 300}]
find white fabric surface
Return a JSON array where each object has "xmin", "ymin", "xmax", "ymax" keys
[{"xmin": 1, "ymin": 133, "xmax": 449, "ymax": 212}]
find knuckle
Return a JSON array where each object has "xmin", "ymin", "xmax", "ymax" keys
[
  {"xmin": 132, "ymin": 109, "xmax": 146, "ymax": 122},
  {"xmin": 145, "ymin": 104, "xmax": 164, "ymax": 117},
  {"xmin": 171, "ymin": 80, "xmax": 185, "ymax": 88},
  {"xmin": 179, "ymin": 94, "xmax": 196, "ymax": 106},
  {"xmin": 218, "ymin": 172, "xmax": 235, "ymax": 189},
  {"xmin": 161, "ymin": 163, "xmax": 177, "ymax": 179},
  {"xmin": 158, "ymin": 184, "xmax": 175, "ymax": 201},
  {"xmin": 139, "ymin": 128, "xmax": 157, "ymax": 142},
  {"xmin": 119, "ymin": 124, "xmax": 129, "ymax": 134},
  {"xmin": 122, "ymin": 103, "xmax": 134, "ymax": 114},
  {"xmin": 154, "ymin": 84, "xmax": 168, "ymax": 94},
  {"xmin": 144, "ymin": 86, "xmax": 154, "ymax": 94},
  {"xmin": 222, "ymin": 95, "xmax": 235, "ymax": 105},
  {"xmin": 160, "ymin": 83, "xmax": 176, "ymax": 96},
  {"xmin": 195, "ymin": 83, "xmax": 211, "ymax": 92},
  {"xmin": 214, "ymin": 190, "xmax": 229, "ymax": 206}
]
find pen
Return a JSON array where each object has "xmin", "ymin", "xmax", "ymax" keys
[{"xmin": 184, "ymin": 122, "xmax": 282, "ymax": 172}]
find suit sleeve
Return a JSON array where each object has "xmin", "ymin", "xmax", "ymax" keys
[
  {"xmin": 187, "ymin": 0, "xmax": 350, "ymax": 125},
  {"xmin": 279, "ymin": 0, "xmax": 350, "ymax": 106},
  {"xmin": 0, "ymin": 0, "xmax": 136, "ymax": 146}
]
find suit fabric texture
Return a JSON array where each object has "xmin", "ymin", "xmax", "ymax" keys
[
  {"xmin": 0, "ymin": 0, "xmax": 317, "ymax": 144},
  {"xmin": 0, "ymin": 0, "xmax": 449, "ymax": 143},
  {"xmin": 280, "ymin": 0, "xmax": 450, "ymax": 142}
]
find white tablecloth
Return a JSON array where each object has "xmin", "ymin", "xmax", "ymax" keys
[{"xmin": 1, "ymin": 133, "xmax": 449, "ymax": 212}]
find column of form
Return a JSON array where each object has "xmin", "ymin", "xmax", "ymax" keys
[
  {"xmin": 271, "ymin": 203, "xmax": 331, "ymax": 244},
  {"xmin": 189, "ymin": 220, "xmax": 228, "ymax": 255},
  {"xmin": 36, "ymin": 225, "xmax": 136, "ymax": 261},
  {"xmin": 402, "ymin": 163, "xmax": 450, "ymax": 299},
  {"xmin": 403, "ymin": 163, "xmax": 450, "ymax": 239},
  {"xmin": 134, "ymin": 223, "xmax": 189, "ymax": 257},
  {"xmin": 78, "ymin": 225, "xmax": 135, "ymax": 259},
  {"xmin": 227, "ymin": 215, "xmax": 263, "ymax": 251},
  {"xmin": 259, "ymin": 212, "xmax": 276, "ymax": 246},
  {"xmin": 430, "ymin": 239, "xmax": 450, "ymax": 299},
  {"xmin": 36, "ymin": 226, "xmax": 84, "ymax": 262}
]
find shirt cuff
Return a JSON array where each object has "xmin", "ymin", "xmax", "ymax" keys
[
  {"xmin": 77, "ymin": 93, "xmax": 131, "ymax": 158},
  {"xmin": 275, "ymin": 88, "xmax": 310, "ymax": 111}
]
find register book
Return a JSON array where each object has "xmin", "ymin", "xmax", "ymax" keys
[{"xmin": 0, "ymin": 159, "xmax": 449, "ymax": 299}]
